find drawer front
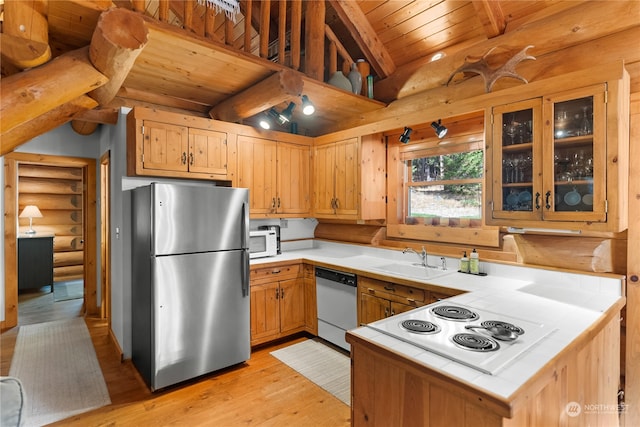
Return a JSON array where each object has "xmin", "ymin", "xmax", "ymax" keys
[
  {"xmin": 251, "ymin": 264, "xmax": 301, "ymax": 283},
  {"xmin": 360, "ymin": 277, "xmax": 425, "ymax": 303}
]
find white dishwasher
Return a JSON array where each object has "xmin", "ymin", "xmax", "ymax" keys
[{"xmin": 315, "ymin": 267, "xmax": 357, "ymax": 351}]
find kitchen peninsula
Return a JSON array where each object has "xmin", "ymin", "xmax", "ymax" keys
[{"xmin": 252, "ymin": 240, "xmax": 625, "ymax": 427}]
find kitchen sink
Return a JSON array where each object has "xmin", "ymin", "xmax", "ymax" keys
[{"xmin": 371, "ymin": 263, "xmax": 455, "ymax": 280}]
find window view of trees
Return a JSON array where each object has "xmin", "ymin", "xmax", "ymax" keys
[{"xmin": 406, "ymin": 150, "xmax": 483, "ymax": 225}]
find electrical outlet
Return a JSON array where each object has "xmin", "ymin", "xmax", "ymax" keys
[{"xmin": 280, "ymin": 219, "xmax": 288, "ymax": 228}]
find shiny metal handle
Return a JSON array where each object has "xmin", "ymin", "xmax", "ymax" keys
[
  {"xmin": 241, "ymin": 202, "xmax": 248, "ymax": 249},
  {"xmin": 383, "ymin": 285, "xmax": 395, "ymax": 291},
  {"xmin": 545, "ymin": 191, "xmax": 552, "ymax": 210},
  {"xmin": 384, "ymin": 307, "xmax": 389, "ymax": 317},
  {"xmin": 241, "ymin": 249, "xmax": 249, "ymax": 297},
  {"xmin": 271, "ymin": 269, "xmax": 281, "ymax": 274},
  {"xmin": 367, "ymin": 287, "xmax": 376, "ymax": 294},
  {"xmin": 406, "ymin": 298, "xmax": 415, "ymax": 303},
  {"xmin": 535, "ymin": 192, "xmax": 541, "ymax": 210}
]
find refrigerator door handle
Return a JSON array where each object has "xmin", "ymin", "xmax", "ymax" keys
[
  {"xmin": 241, "ymin": 202, "xmax": 248, "ymax": 249},
  {"xmin": 242, "ymin": 249, "xmax": 250, "ymax": 297}
]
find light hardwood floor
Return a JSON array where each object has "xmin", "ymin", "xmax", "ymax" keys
[{"xmin": 1, "ymin": 289, "xmax": 351, "ymax": 426}]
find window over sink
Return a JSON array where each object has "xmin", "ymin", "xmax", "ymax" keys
[{"xmin": 386, "ymin": 111, "xmax": 500, "ymax": 247}]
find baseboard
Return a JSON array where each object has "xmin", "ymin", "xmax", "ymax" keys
[{"xmin": 108, "ymin": 327, "xmax": 124, "ymax": 362}]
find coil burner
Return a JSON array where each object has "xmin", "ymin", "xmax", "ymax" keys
[
  {"xmin": 400, "ymin": 319, "xmax": 441, "ymax": 334},
  {"xmin": 451, "ymin": 333, "xmax": 500, "ymax": 352},
  {"xmin": 481, "ymin": 320, "xmax": 525, "ymax": 336},
  {"xmin": 431, "ymin": 305, "xmax": 479, "ymax": 322}
]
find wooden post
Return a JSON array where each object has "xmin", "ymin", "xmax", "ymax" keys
[
  {"xmin": 304, "ymin": 0, "xmax": 325, "ymax": 81},
  {"xmin": 208, "ymin": 70, "xmax": 303, "ymax": 122},
  {"xmin": 290, "ymin": 0, "xmax": 302, "ymax": 71}
]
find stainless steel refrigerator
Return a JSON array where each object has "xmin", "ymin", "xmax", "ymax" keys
[{"xmin": 130, "ymin": 182, "xmax": 250, "ymax": 391}]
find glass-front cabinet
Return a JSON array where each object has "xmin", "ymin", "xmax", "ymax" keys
[{"xmin": 489, "ymin": 84, "xmax": 608, "ymax": 226}]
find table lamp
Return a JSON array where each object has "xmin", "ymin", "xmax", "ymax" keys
[{"xmin": 19, "ymin": 205, "xmax": 43, "ymax": 235}]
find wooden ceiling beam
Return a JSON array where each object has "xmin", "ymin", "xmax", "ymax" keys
[
  {"xmin": 0, "ymin": 47, "xmax": 107, "ymax": 138},
  {"xmin": 1, "ymin": 96, "xmax": 98, "ymax": 156},
  {"xmin": 1, "ymin": 0, "xmax": 51, "ymax": 69},
  {"xmin": 87, "ymin": 7, "xmax": 148, "ymax": 106},
  {"xmin": 328, "ymin": 0, "xmax": 396, "ymax": 78},
  {"xmin": 208, "ymin": 69, "xmax": 303, "ymax": 122},
  {"xmin": 472, "ymin": 0, "xmax": 507, "ymax": 39}
]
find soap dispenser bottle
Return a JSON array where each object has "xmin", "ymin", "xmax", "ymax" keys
[
  {"xmin": 469, "ymin": 248, "xmax": 480, "ymax": 275},
  {"xmin": 460, "ymin": 251, "xmax": 469, "ymax": 273}
]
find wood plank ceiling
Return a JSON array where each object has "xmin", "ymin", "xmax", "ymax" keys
[{"xmin": 1, "ymin": 0, "xmax": 574, "ymax": 146}]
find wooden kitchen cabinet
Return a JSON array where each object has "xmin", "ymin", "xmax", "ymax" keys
[
  {"xmin": 487, "ymin": 72, "xmax": 629, "ymax": 232},
  {"xmin": 312, "ymin": 134, "xmax": 386, "ymax": 220},
  {"xmin": 250, "ymin": 263, "xmax": 305, "ymax": 346},
  {"xmin": 303, "ymin": 264, "xmax": 317, "ymax": 335},
  {"xmin": 358, "ymin": 276, "xmax": 426, "ymax": 324},
  {"xmin": 237, "ymin": 136, "xmax": 310, "ymax": 218},
  {"xmin": 127, "ymin": 107, "xmax": 237, "ymax": 182}
]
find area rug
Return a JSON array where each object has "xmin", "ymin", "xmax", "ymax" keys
[
  {"xmin": 9, "ymin": 318, "xmax": 111, "ymax": 426},
  {"xmin": 271, "ymin": 339, "xmax": 350, "ymax": 406},
  {"xmin": 53, "ymin": 280, "xmax": 84, "ymax": 302}
]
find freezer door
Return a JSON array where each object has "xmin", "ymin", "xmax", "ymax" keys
[
  {"xmin": 151, "ymin": 183, "xmax": 249, "ymax": 255},
  {"xmin": 151, "ymin": 250, "xmax": 250, "ymax": 390}
]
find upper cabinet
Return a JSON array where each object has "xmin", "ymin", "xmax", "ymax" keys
[
  {"xmin": 237, "ymin": 135, "xmax": 311, "ymax": 218},
  {"xmin": 487, "ymin": 73, "xmax": 629, "ymax": 233},
  {"xmin": 127, "ymin": 107, "xmax": 236, "ymax": 182},
  {"xmin": 313, "ymin": 134, "xmax": 386, "ymax": 220}
]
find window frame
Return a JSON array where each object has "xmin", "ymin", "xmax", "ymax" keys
[{"xmin": 385, "ymin": 113, "xmax": 500, "ymax": 247}]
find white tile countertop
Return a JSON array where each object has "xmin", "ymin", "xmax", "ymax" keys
[{"xmin": 251, "ymin": 240, "xmax": 625, "ymax": 400}]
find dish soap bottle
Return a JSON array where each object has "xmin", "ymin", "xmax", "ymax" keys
[
  {"xmin": 469, "ymin": 249, "xmax": 480, "ymax": 275},
  {"xmin": 460, "ymin": 251, "xmax": 469, "ymax": 273}
]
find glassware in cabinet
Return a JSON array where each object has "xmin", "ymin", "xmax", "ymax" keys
[
  {"xmin": 490, "ymin": 99, "xmax": 542, "ymax": 218},
  {"xmin": 544, "ymin": 85, "xmax": 606, "ymax": 222}
]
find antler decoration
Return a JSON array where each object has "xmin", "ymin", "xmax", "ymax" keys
[{"xmin": 446, "ymin": 46, "xmax": 535, "ymax": 93}]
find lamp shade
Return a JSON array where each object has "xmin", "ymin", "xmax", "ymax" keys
[{"xmin": 19, "ymin": 205, "xmax": 43, "ymax": 218}]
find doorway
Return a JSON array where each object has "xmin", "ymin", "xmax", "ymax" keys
[{"xmin": 2, "ymin": 152, "xmax": 98, "ymax": 330}]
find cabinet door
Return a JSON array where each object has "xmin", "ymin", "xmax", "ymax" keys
[
  {"xmin": 542, "ymin": 84, "xmax": 607, "ymax": 222},
  {"xmin": 250, "ymin": 281, "xmax": 280, "ymax": 343},
  {"xmin": 490, "ymin": 98, "xmax": 543, "ymax": 221},
  {"xmin": 237, "ymin": 136, "xmax": 277, "ymax": 215},
  {"xmin": 279, "ymin": 278, "xmax": 305, "ymax": 333},
  {"xmin": 334, "ymin": 138, "xmax": 360, "ymax": 217},
  {"xmin": 313, "ymin": 143, "xmax": 337, "ymax": 216},
  {"xmin": 277, "ymin": 142, "xmax": 310, "ymax": 215},
  {"xmin": 142, "ymin": 120, "xmax": 188, "ymax": 172},
  {"xmin": 359, "ymin": 292, "xmax": 390, "ymax": 324},
  {"xmin": 303, "ymin": 265, "xmax": 317, "ymax": 334},
  {"xmin": 188, "ymin": 128, "xmax": 228, "ymax": 176},
  {"xmin": 390, "ymin": 301, "xmax": 417, "ymax": 317}
]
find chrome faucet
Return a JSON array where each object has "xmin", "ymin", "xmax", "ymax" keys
[
  {"xmin": 403, "ymin": 246, "xmax": 436, "ymax": 268},
  {"xmin": 440, "ymin": 256, "xmax": 447, "ymax": 270}
]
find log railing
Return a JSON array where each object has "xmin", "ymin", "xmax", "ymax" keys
[{"xmin": 132, "ymin": 0, "xmax": 355, "ymax": 84}]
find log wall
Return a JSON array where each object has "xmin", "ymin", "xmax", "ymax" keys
[{"xmin": 18, "ymin": 163, "xmax": 84, "ymax": 283}]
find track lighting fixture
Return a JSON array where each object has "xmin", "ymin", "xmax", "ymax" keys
[
  {"xmin": 277, "ymin": 102, "xmax": 295, "ymax": 125},
  {"xmin": 431, "ymin": 120, "xmax": 448, "ymax": 138},
  {"xmin": 301, "ymin": 95, "xmax": 315, "ymax": 115},
  {"xmin": 399, "ymin": 127, "xmax": 413, "ymax": 144},
  {"xmin": 259, "ymin": 108, "xmax": 280, "ymax": 129}
]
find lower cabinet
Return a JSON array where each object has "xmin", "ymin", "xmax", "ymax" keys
[
  {"xmin": 358, "ymin": 276, "xmax": 461, "ymax": 324},
  {"xmin": 303, "ymin": 264, "xmax": 317, "ymax": 335},
  {"xmin": 250, "ymin": 263, "xmax": 306, "ymax": 346}
]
